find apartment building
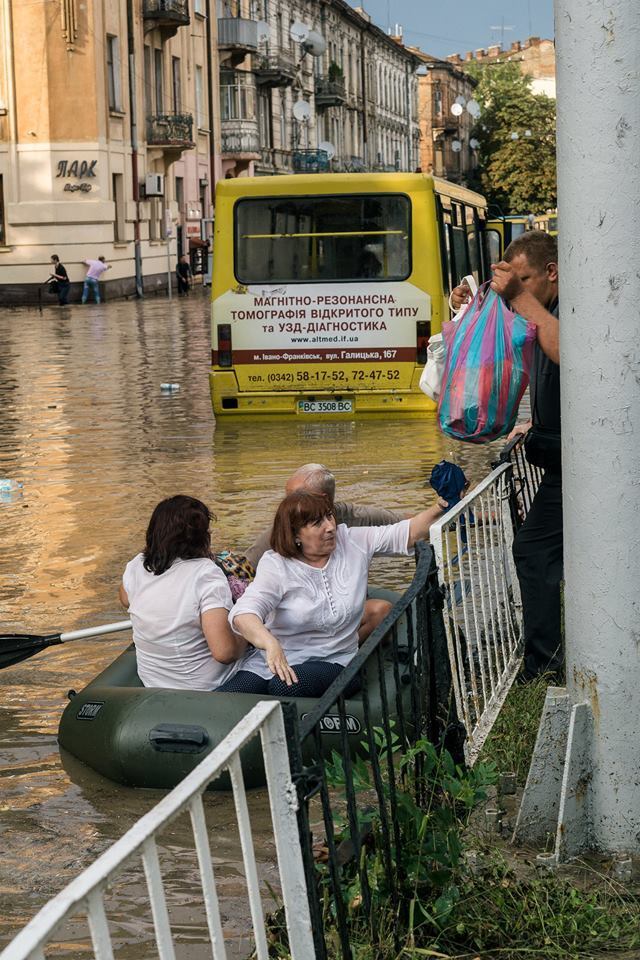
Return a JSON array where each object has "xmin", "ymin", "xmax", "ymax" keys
[
  {"xmin": 218, "ymin": 0, "xmax": 421, "ymax": 177},
  {"xmin": 0, "ymin": 0, "xmax": 219, "ymax": 303},
  {"xmin": 447, "ymin": 37, "xmax": 556, "ymax": 98},
  {"xmin": 411, "ymin": 51, "xmax": 479, "ymax": 183},
  {"xmin": 0, "ymin": 0, "xmax": 422, "ymax": 303}
]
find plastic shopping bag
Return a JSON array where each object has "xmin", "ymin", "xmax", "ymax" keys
[
  {"xmin": 419, "ymin": 276, "xmax": 477, "ymax": 402},
  {"xmin": 437, "ymin": 282, "xmax": 536, "ymax": 443}
]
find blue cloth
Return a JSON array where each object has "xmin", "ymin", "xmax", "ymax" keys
[
  {"xmin": 429, "ymin": 460, "xmax": 468, "ymax": 508},
  {"xmin": 430, "ymin": 460, "xmax": 473, "ymax": 542}
]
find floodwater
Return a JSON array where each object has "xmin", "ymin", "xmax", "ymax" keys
[{"xmin": 0, "ymin": 289, "xmax": 498, "ymax": 956}]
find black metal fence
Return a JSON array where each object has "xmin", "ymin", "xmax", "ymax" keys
[
  {"xmin": 493, "ymin": 432, "xmax": 544, "ymax": 528},
  {"xmin": 283, "ymin": 542, "xmax": 460, "ymax": 960},
  {"xmin": 282, "ymin": 437, "xmax": 542, "ymax": 958}
]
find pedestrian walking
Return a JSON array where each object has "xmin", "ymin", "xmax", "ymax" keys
[
  {"xmin": 48, "ymin": 254, "xmax": 70, "ymax": 305},
  {"xmin": 176, "ymin": 254, "xmax": 192, "ymax": 296},
  {"xmin": 81, "ymin": 256, "xmax": 111, "ymax": 304}
]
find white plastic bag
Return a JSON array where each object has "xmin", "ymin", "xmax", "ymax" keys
[{"xmin": 419, "ymin": 275, "xmax": 478, "ymax": 402}]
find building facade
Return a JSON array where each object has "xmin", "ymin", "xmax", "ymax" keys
[
  {"xmin": 446, "ymin": 37, "xmax": 556, "ymax": 98},
  {"xmin": 412, "ymin": 52, "xmax": 479, "ymax": 184},
  {"xmin": 0, "ymin": 0, "xmax": 219, "ymax": 303},
  {"xmin": 0, "ymin": 0, "xmax": 421, "ymax": 304},
  {"xmin": 218, "ymin": 0, "xmax": 421, "ymax": 178}
]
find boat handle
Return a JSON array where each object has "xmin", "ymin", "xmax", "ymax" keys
[{"xmin": 149, "ymin": 724, "xmax": 210, "ymax": 754}]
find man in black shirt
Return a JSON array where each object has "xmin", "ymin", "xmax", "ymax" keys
[
  {"xmin": 176, "ymin": 255, "xmax": 192, "ymax": 296},
  {"xmin": 49, "ymin": 254, "xmax": 70, "ymax": 305},
  {"xmin": 454, "ymin": 232, "xmax": 562, "ymax": 680}
]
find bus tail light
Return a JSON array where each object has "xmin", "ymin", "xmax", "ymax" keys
[
  {"xmin": 217, "ymin": 324, "xmax": 232, "ymax": 367},
  {"xmin": 416, "ymin": 321, "xmax": 431, "ymax": 364}
]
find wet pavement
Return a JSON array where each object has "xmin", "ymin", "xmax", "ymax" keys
[{"xmin": 0, "ymin": 288, "xmax": 497, "ymax": 955}]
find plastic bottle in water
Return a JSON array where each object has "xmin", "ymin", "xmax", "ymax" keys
[
  {"xmin": 0, "ymin": 479, "xmax": 24, "ymax": 503},
  {"xmin": 160, "ymin": 383, "xmax": 180, "ymax": 393}
]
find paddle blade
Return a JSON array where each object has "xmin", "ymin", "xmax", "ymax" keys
[{"xmin": 0, "ymin": 634, "xmax": 62, "ymax": 670}]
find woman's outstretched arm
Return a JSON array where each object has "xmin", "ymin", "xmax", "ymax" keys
[{"xmin": 407, "ymin": 498, "xmax": 449, "ymax": 548}]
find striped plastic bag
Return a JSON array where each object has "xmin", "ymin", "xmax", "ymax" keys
[{"xmin": 437, "ymin": 282, "xmax": 536, "ymax": 443}]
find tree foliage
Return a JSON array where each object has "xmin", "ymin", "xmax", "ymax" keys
[{"xmin": 465, "ymin": 62, "xmax": 557, "ymax": 215}]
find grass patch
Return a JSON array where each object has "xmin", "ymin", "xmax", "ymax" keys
[
  {"xmin": 417, "ymin": 857, "xmax": 640, "ymax": 960},
  {"xmin": 265, "ymin": 685, "xmax": 640, "ymax": 960},
  {"xmin": 479, "ymin": 673, "xmax": 549, "ymax": 786}
]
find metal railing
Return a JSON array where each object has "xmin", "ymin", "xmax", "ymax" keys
[
  {"xmin": 220, "ymin": 117, "xmax": 260, "ymax": 155},
  {"xmin": 494, "ymin": 432, "xmax": 544, "ymax": 522},
  {"xmin": 146, "ymin": 112, "xmax": 194, "ymax": 146},
  {"xmin": 254, "ymin": 53, "xmax": 296, "ymax": 87},
  {"xmin": 142, "ymin": 0, "xmax": 189, "ymax": 25},
  {"xmin": 286, "ymin": 542, "xmax": 456, "ymax": 960},
  {"xmin": 293, "ymin": 149, "xmax": 330, "ymax": 173},
  {"xmin": 217, "ymin": 16, "xmax": 259, "ymax": 52},
  {"xmin": 2, "ymin": 702, "xmax": 314, "ymax": 960},
  {"xmin": 314, "ymin": 76, "xmax": 347, "ymax": 107},
  {"xmin": 429, "ymin": 436, "xmax": 542, "ymax": 765}
]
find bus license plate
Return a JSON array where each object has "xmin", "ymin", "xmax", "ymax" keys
[{"xmin": 298, "ymin": 400, "xmax": 353, "ymax": 414}]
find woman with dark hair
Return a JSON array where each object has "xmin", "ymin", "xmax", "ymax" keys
[
  {"xmin": 219, "ymin": 490, "xmax": 447, "ymax": 698},
  {"xmin": 119, "ymin": 495, "xmax": 246, "ymax": 690}
]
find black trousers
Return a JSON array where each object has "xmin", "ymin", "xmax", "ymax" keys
[
  {"xmin": 512, "ymin": 472, "xmax": 564, "ymax": 680},
  {"xmin": 57, "ymin": 281, "xmax": 70, "ymax": 305}
]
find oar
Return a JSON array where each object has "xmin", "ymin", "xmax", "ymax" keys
[{"xmin": 0, "ymin": 620, "xmax": 132, "ymax": 670}]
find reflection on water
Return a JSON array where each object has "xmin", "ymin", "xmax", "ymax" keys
[{"xmin": 0, "ymin": 292, "xmax": 497, "ymax": 952}]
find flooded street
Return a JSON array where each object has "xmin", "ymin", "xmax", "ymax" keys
[{"xmin": 0, "ymin": 289, "xmax": 497, "ymax": 955}]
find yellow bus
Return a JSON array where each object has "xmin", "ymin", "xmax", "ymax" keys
[
  {"xmin": 210, "ymin": 172, "xmax": 491, "ymax": 417},
  {"xmin": 486, "ymin": 210, "xmax": 558, "ymax": 261},
  {"xmin": 485, "ymin": 214, "xmax": 533, "ymax": 262}
]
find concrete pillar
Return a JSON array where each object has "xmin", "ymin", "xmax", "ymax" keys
[
  {"xmin": 515, "ymin": 0, "xmax": 640, "ymax": 858},
  {"xmin": 556, "ymin": 0, "xmax": 640, "ymax": 852}
]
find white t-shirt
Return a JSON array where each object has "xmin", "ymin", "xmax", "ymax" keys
[
  {"xmin": 123, "ymin": 554, "xmax": 237, "ymax": 691},
  {"xmin": 229, "ymin": 521, "xmax": 411, "ymax": 680}
]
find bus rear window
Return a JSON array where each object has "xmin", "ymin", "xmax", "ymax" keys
[{"xmin": 234, "ymin": 193, "xmax": 411, "ymax": 284}]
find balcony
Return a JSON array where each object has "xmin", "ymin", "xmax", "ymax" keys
[
  {"xmin": 292, "ymin": 149, "xmax": 330, "ymax": 174},
  {"xmin": 314, "ymin": 76, "xmax": 347, "ymax": 109},
  {"xmin": 254, "ymin": 53, "xmax": 296, "ymax": 89},
  {"xmin": 147, "ymin": 113, "xmax": 195, "ymax": 154},
  {"xmin": 221, "ymin": 118, "xmax": 260, "ymax": 158},
  {"xmin": 143, "ymin": 0, "xmax": 189, "ymax": 38},
  {"xmin": 218, "ymin": 17, "xmax": 259, "ymax": 65},
  {"xmin": 344, "ymin": 155, "xmax": 366, "ymax": 172}
]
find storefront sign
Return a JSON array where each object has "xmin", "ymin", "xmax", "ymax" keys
[{"xmin": 56, "ymin": 159, "xmax": 98, "ymax": 193}]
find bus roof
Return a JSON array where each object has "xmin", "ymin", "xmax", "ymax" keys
[{"xmin": 216, "ymin": 172, "xmax": 486, "ymax": 208}]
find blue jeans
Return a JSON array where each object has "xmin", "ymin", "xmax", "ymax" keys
[{"xmin": 82, "ymin": 277, "xmax": 100, "ymax": 304}]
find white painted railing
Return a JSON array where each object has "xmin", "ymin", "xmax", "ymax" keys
[
  {"xmin": 430, "ymin": 458, "xmax": 535, "ymax": 764},
  {"xmin": 1, "ymin": 701, "xmax": 314, "ymax": 960}
]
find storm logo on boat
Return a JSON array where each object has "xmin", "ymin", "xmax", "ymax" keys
[
  {"xmin": 303, "ymin": 714, "xmax": 361, "ymax": 735},
  {"xmin": 76, "ymin": 701, "xmax": 105, "ymax": 720}
]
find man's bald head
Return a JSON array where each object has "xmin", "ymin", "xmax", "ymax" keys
[{"xmin": 285, "ymin": 463, "xmax": 336, "ymax": 499}]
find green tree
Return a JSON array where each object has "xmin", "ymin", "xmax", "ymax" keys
[{"xmin": 465, "ymin": 61, "xmax": 556, "ymax": 215}]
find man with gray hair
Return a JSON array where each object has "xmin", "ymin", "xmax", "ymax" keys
[
  {"xmin": 245, "ymin": 462, "xmax": 411, "ymax": 645},
  {"xmin": 245, "ymin": 462, "xmax": 405, "ymax": 569}
]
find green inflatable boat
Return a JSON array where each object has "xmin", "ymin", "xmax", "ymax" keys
[{"xmin": 58, "ymin": 589, "xmax": 413, "ymax": 791}]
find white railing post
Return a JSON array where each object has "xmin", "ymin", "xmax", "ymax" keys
[
  {"xmin": 430, "ymin": 458, "xmax": 539, "ymax": 763},
  {"xmin": 0, "ymin": 701, "xmax": 313, "ymax": 960},
  {"xmin": 260, "ymin": 706, "xmax": 316, "ymax": 960}
]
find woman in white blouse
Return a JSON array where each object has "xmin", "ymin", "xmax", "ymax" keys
[
  {"xmin": 218, "ymin": 490, "xmax": 447, "ymax": 698},
  {"xmin": 119, "ymin": 495, "xmax": 246, "ymax": 691}
]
